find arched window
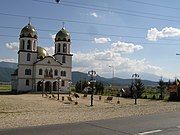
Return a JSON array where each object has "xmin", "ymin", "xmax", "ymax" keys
[
  {"xmin": 39, "ymin": 69, "xmax": 43, "ymax": 75},
  {"xmin": 63, "ymin": 43, "xmax": 67, "ymax": 53},
  {"xmin": 62, "ymin": 55, "xmax": 66, "ymax": 63},
  {"xmin": 54, "ymin": 69, "xmax": 58, "ymax": 76},
  {"xmin": 27, "ymin": 53, "xmax": 31, "ymax": 61},
  {"xmin": 27, "ymin": 40, "xmax": 31, "ymax": 50},
  {"xmin": 21, "ymin": 40, "xmax": 25, "ymax": 50},
  {"xmin": 61, "ymin": 80, "xmax": 65, "ymax": 87},
  {"xmin": 45, "ymin": 69, "xmax": 48, "ymax": 77},
  {"xmin": 25, "ymin": 69, "xmax": 31, "ymax": 75},
  {"xmin": 61, "ymin": 71, "xmax": 66, "ymax": 76},
  {"xmin": 26, "ymin": 79, "xmax": 29, "ymax": 86},
  {"xmin": 49, "ymin": 68, "xmax": 53, "ymax": 77},
  {"xmin": 57, "ymin": 43, "xmax": 61, "ymax": 52},
  {"xmin": 33, "ymin": 41, "xmax": 36, "ymax": 50}
]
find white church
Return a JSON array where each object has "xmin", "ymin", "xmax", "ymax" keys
[{"xmin": 11, "ymin": 22, "xmax": 72, "ymax": 93}]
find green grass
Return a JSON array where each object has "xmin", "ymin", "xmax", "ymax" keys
[{"xmin": 0, "ymin": 85, "xmax": 11, "ymax": 91}]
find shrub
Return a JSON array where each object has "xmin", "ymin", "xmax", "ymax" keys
[{"xmin": 163, "ymin": 95, "xmax": 170, "ymax": 102}]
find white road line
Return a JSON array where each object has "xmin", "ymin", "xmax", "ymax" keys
[
  {"xmin": 138, "ymin": 130, "xmax": 162, "ymax": 135},
  {"xmin": 177, "ymin": 126, "xmax": 180, "ymax": 128}
]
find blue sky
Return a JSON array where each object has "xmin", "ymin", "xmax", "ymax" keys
[{"xmin": 1, "ymin": 0, "xmax": 180, "ymax": 80}]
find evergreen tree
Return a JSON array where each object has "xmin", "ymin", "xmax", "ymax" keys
[{"xmin": 157, "ymin": 78, "xmax": 166, "ymax": 99}]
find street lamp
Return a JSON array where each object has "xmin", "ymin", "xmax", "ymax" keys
[
  {"xmin": 132, "ymin": 73, "xmax": 140, "ymax": 105},
  {"xmin": 68, "ymin": 80, "xmax": 72, "ymax": 96},
  {"xmin": 88, "ymin": 70, "xmax": 97, "ymax": 106},
  {"xmin": 41, "ymin": 79, "xmax": 44, "ymax": 97},
  {"xmin": 56, "ymin": 77, "xmax": 61, "ymax": 100}
]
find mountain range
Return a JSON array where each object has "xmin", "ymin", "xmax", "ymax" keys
[{"xmin": 0, "ymin": 62, "xmax": 158, "ymax": 86}]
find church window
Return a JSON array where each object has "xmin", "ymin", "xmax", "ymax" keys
[
  {"xmin": 63, "ymin": 44, "xmax": 67, "ymax": 53},
  {"xmin": 62, "ymin": 55, "xmax": 66, "ymax": 63},
  {"xmin": 33, "ymin": 41, "xmax": 36, "ymax": 50},
  {"xmin": 57, "ymin": 43, "xmax": 61, "ymax": 52},
  {"xmin": 25, "ymin": 69, "xmax": 31, "ymax": 75},
  {"xmin": 54, "ymin": 69, "xmax": 58, "ymax": 76},
  {"xmin": 26, "ymin": 79, "xmax": 29, "ymax": 86},
  {"xmin": 61, "ymin": 80, "xmax": 65, "ymax": 87},
  {"xmin": 21, "ymin": 40, "xmax": 25, "ymax": 50},
  {"xmin": 61, "ymin": 71, "xmax": 66, "ymax": 76},
  {"xmin": 45, "ymin": 69, "xmax": 48, "ymax": 77},
  {"xmin": 27, "ymin": 53, "xmax": 31, "ymax": 61},
  {"xmin": 39, "ymin": 69, "xmax": 43, "ymax": 75},
  {"xmin": 49, "ymin": 68, "xmax": 53, "ymax": 77},
  {"xmin": 27, "ymin": 40, "xmax": 31, "ymax": 50}
]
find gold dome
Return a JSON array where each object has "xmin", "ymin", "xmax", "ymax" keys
[
  {"xmin": 20, "ymin": 23, "xmax": 38, "ymax": 39},
  {"xmin": 37, "ymin": 46, "xmax": 48, "ymax": 59},
  {"xmin": 55, "ymin": 27, "xmax": 70, "ymax": 42}
]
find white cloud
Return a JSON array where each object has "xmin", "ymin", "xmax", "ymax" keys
[
  {"xmin": 94, "ymin": 37, "xmax": 111, "ymax": 44},
  {"xmin": 6, "ymin": 42, "xmax": 19, "ymax": 51},
  {"xmin": 44, "ymin": 46, "xmax": 55, "ymax": 56},
  {"xmin": 111, "ymin": 41, "xmax": 143, "ymax": 53},
  {"xmin": 50, "ymin": 34, "xmax": 56, "ymax": 41},
  {"xmin": 147, "ymin": 27, "xmax": 180, "ymax": 41},
  {"xmin": 90, "ymin": 12, "xmax": 98, "ymax": 18},
  {"xmin": 0, "ymin": 58, "xmax": 17, "ymax": 63},
  {"xmin": 72, "ymin": 41, "xmax": 174, "ymax": 79}
]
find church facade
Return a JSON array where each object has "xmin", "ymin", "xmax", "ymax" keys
[{"xmin": 11, "ymin": 23, "xmax": 72, "ymax": 93}]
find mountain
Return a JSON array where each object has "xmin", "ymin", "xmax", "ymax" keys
[
  {"xmin": 0, "ymin": 61, "xmax": 17, "ymax": 69},
  {"xmin": 72, "ymin": 71, "xmax": 158, "ymax": 86},
  {"xmin": 0, "ymin": 62, "xmax": 158, "ymax": 86},
  {"xmin": 0, "ymin": 67, "xmax": 15, "ymax": 82}
]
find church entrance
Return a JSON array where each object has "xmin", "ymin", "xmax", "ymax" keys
[
  {"xmin": 37, "ymin": 81, "xmax": 43, "ymax": 91},
  {"xmin": 53, "ymin": 81, "xmax": 57, "ymax": 91},
  {"xmin": 45, "ymin": 81, "xmax": 51, "ymax": 93}
]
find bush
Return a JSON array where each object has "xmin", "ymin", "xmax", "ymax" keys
[{"xmin": 163, "ymin": 95, "xmax": 170, "ymax": 101}]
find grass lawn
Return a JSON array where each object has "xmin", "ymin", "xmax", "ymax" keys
[{"xmin": 0, "ymin": 85, "xmax": 11, "ymax": 91}]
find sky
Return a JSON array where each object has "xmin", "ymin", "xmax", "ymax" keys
[{"xmin": 1, "ymin": 0, "xmax": 180, "ymax": 80}]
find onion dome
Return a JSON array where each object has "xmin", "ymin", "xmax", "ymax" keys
[
  {"xmin": 37, "ymin": 46, "xmax": 48, "ymax": 59},
  {"xmin": 20, "ymin": 23, "xmax": 37, "ymax": 39},
  {"xmin": 55, "ymin": 27, "xmax": 70, "ymax": 42}
]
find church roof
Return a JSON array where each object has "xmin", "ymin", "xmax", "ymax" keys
[
  {"xmin": 34, "ymin": 55, "xmax": 62, "ymax": 65},
  {"xmin": 55, "ymin": 27, "xmax": 70, "ymax": 42},
  {"xmin": 20, "ymin": 23, "xmax": 38, "ymax": 39}
]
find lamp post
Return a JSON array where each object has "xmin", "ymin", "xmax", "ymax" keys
[
  {"xmin": 88, "ymin": 70, "xmax": 97, "ymax": 106},
  {"xmin": 109, "ymin": 65, "xmax": 114, "ymax": 93},
  {"xmin": 68, "ymin": 80, "xmax": 72, "ymax": 96},
  {"xmin": 41, "ymin": 79, "xmax": 44, "ymax": 97},
  {"xmin": 56, "ymin": 77, "xmax": 61, "ymax": 100},
  {"xmin": 132, "ymin": 73, "xmax": 140, "ymax": 105}
]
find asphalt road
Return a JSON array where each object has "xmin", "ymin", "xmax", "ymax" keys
[{"xmin": 0, "ymin": 111, "xmax": 180, "ymax": 135}]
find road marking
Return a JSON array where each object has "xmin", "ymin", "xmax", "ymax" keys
[
  {"xmin": 138, "ymin": 130, "xmax": 162, "ymax": 135},
  {"xmin": 177, "ymin": 126, "xmax": 180, "ymax": 128}
]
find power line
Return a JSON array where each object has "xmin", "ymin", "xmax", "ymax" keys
[
  {"xmin": 0, "ymin": 12, "xmax": 147, "ymax": 30},
  {"xmin": 32, "ymin": 0, "xmax": 180, "ymax": 23},
  {"xmin": 125, "ymin": 0, "xmax": 180, "ymax": 10},
  {"xmin": 1, "ymin": 34, "xmax": 180, "ymax": 46},
  {"xmin": 1, "ymin": 25, "xmax": 180, "ymax": 42},
  {"xmin": 62, "ymin": 0, "xmax": 180, "ymax": 20}
]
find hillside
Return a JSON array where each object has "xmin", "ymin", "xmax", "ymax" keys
[
  {"xmin": 0, "ymin": 62, "xmax": 158, "ymax": 86},
  {"xmin": 72, "ymin": 71, "xmax": 158, "ymax": 86}
]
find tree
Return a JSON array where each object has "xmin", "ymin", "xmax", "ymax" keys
[
  {"xmin": 95, "ymin": 81, "xmax": 104, "ymax": 95},
  {"xmin": 75, "ymin": 80, "xmax": 104, "ymax": 94},
  {"xmin": 135, "ymin": 79, "xmax": 145, "ymax": 98},
  {"xmin": 130, "ymin": 79, "xmax": 145, "ymax": 98},
  {"xmin": 157, "ymin": 78, "xmax": 166, "ymax": 99}
]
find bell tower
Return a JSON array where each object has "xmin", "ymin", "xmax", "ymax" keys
[
  {"xmin": 17, "ymin": 22, "xmax": 38, "ymax": 91},
  {"xmin": 54, "ymin": 26, "xmax": 73, "ymax": 90}
]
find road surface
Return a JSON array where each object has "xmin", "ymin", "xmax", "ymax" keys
[{"xmin": 0, "ymin": 111, "xmax": 180, "ymax": 135}]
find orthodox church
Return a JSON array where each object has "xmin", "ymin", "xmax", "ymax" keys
[{"xmin": 11, "ymin": 22, "xmax": 72, "ymax": 93}]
